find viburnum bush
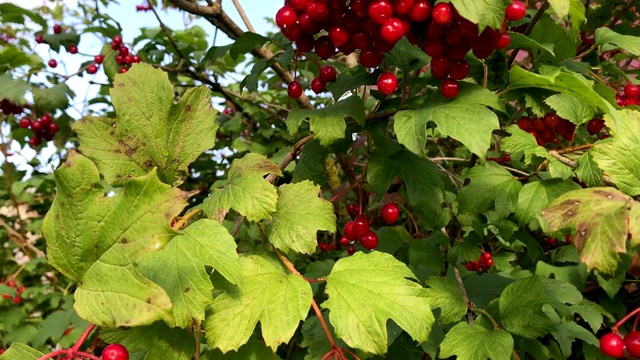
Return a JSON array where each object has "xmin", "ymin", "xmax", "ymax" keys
[{"xmin": 2, "ymin": 0, "xmax": 640, "ymax": 359}]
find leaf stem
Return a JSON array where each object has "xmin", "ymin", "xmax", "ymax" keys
[
  {"xmin": 470, "ymin": 307, "xmax": 501, "ymax": 330},
  {"xmin": 38, "ymin": 349, "xmax": 101, "ymax": 360}
]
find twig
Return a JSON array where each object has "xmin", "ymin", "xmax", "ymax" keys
[
  {"xmin": 230, "ymin": 0, "xmax": 256, "ymax": 33},
  {"xmin": 453, "ymin": 267, "xmax": 474, "ymax": 324},
  {"xmin": 548, "ymin": 150, "xmax": 615, "ymax": 186},
  {"xmin": 194, "ymin": 323, "xmax": 201, "ymax": 360}
]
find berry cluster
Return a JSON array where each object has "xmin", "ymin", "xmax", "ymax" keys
[
  {"xmin": 616, "ymin": 84, "xmax": 640, "ymax": 107},
  {"xmin": 136, "ymin": 3, "xmax": 152, "ymax": 11},
  {"xmin": 276, "ymin": 0, "xmax": 526, "ymax": 98},
  {"xmin": 35, "ymin": 24, "xmax": 77, "ymax": 68},
  {"xmin": 487, "ymin": 153, "xmax": 511, "ymax": 164},
  {"xmin": 600, "ymin": 332, "xmax": 640, "ymax": 358},
  {"xmin": 338, "ymin": 202, "xmax": 399, "ymax": 254},
  {"xmin": 101, "ymin": 343, "xmax": 130, "ymax": 360},
  {"xmin": 110, "ymin": 35, "xmax": 142, "ymax": 74},
  {"xmin": 1, "ymin": 99, "xmax": 24, "ymax": 115},
  {"xmin": 464, "ymin": 252, "xmax": 493, "ymax": 273},
  {"xmin": 1, "ymin": 281, "xmax": 26, "ymax": 305},
  {"xmin": 517, "ymin": 113, "xmax": 576, "ymax": 146},
  {"xmin": 547, "ymin": 234, "xmax": 571, "ymax": 246},
  {"xmin": 18, "ymin": 113, "xmax": 60, "ymax": 146}
]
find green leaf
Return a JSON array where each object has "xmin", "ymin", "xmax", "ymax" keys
[
  {"xmin": 42, "ymin": 151, "xmax": 186, "ymax": 326},
  {"xmin": 137, "ymin": 219, "xmax": 241, "ymax": 328},
  {"xmin": 204, "ymin": 339, "xmax": 281, "ymax": 360},
  {"xmin": 508, "ymin": 32, "xmax": 555, "ymax": 56},
  {"xmin": 552, "ymin": 320, "xmax": 599, "ymax": 357},
  {"xmin": 541, "ymin": 187, "xmax": 632, "ymax": 274},
  {"xmin": 202, "ymin": 153, "xmax": 281, "ymax": 222},
  {"xmin": 267, "ymin": 181, "xmax": 336, "ymax": 254},
  {"xmin": 499, "ymin": 276, "xmax": 556, "ymax": 338},
  {"xmin": 328, "ymin": 67, "xmax": 376, "ymax": 100},
  {"xmin": 424, "ymin": 277, "xmax": 467, "ymax": 324},
  {"xmin": 396, "ymin": 83, "xmax": 503, "ymax": 159},
  {"xmin": 300, "ymin": 313, "xmax": 347, "ymax": 360},
  {"xmin": 0, "ymin": 45, "xmax": 40, "ymax": 70},
  {"xmin": 286, "ymin": 96, "xmax": 366, "ymax": 146},
  {"xmin": 595, "ymin": 27, "xmax": 640, "ymax": 56},
  {"xmin": 458, "ymin": 162, "xmax": 523, "ymax": 217},
  {"xmin": 384, "ymin": 38, "xmax": 430, "ymax": 73},
  {"xmin": 515, "ymin": 179, "xmax": 581, "ymax": 225},
  {"xmin": 74, "ymin": 63, "xmax": 218, "ymax": 186},
  {"xmin": 591, "ymin": 110, "xmax": 640, "ymax": 195},
  {"xmin": 0, "ymin": 343, "xmax": 44, "ymax": 360},
  {"xmin": 548, "ymin": 0, "xmax": 570, "ymax": 18},
  {"xmin": 528, "ymin": 17, "xmax": 578, "ymax": 62},
  {"xmin": 323, "ymin": 251, "xmax": 434, "ymax": 355},
  {"xmin": 205, "ymin": 254, "xmax": 312, "ymax": 352},
  {"xmin": 229, "ymin": 32, "xmax": 270, "ymax": 60},
  {"xmin": 439, "ymin": 323, "xmax": 514, "ymax": 360},
  {"xmin": 32, "ymin": 83, "xmax": 74, "ymax": 111},
  {"xmin": 292, "ymin": 139, "xmax": 328, "ymax": 186},
  {"xmin": 0, "ymin": 74, "xmax": 29, "ymax": 104},
  {"xmin": 101, "ymin": 321, "xmax": 196, "ymax": 360},
  {"xmin": 450, "ymin": 0, "xmax": 511, "ymax": 30},
  {"xmin": 0, "ymin": 3, "xmax": 47, "ymax": 27},
  {"xmin": 544, "ymin": 93, "xmax": 594, "ymax": 124},
  {"xmin": 501, "ymin": 125, "xmax": 540, "ymax": 163},
  {"xmin": 576, "ymin": 152, "xmax": 604, "ymax": 188}
]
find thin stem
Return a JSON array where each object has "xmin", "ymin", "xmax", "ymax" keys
[
  {"xmin": 613, "ymin": 306, "xmax": 640, "ymax": 331},
  {"xmin": 71, "ymin": 323, "xmax": 96, "ymax": 352},
  {"xmin": 556, "ymin": 143, "xmax": 593, "ymax": 155},
  {"xmin": 194, "ymin": 323, "xmax": 201, "ymax": 360},
  {"xmin": 38, "ymin": 349, "xmax": 101, "ymax": 360},
  {"xmin": 230, "ymin": 0, "xmax": 256, "ymax": 33},
  {"xmin": 453, "ymin": 267, "xmax": 474, "ymax": 324},
  {"xmin": 329, "ymin": 182, "xmax": 360, "ymax": 202},
  {"xmin": 471, "ymin": 307, "xmax": 501, "ymax": 330}
]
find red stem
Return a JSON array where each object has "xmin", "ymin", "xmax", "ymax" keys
[
  {"xmin": 71, "ymin": 323, "xmax": 96, "ymax": 352},
  {"xmin": 37, "ymin": 349, "xmax": 101, "ymax": 360},
  {"xmin": 634, "ymin": 312, "xmax": 640, "ymax": 332},
  {"xmin": 613, "ymin": 306, "xmax": 640, "ymax": 332}
]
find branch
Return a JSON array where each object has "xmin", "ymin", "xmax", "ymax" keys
[{"xmin": 230, "ymin": 0, "xmax": 256, "ymax": 33}]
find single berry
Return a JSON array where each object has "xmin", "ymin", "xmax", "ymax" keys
[
  {"xmin": 600, "ymin": 333, "xmax": 625, "ymax": 358},
  {"xmin": 408, "ymin": 0, "xmax": 431, "ymax": 22},
  {"xmin": 48, "ymin": 59, "xmax": 57, "ymax": 68},
  {"xmin": 328, "ymin": 25, "xmax": 350, "ymax": 48},
  {"xmin": 344, "ymin": 221, "xmax": 359, "ymax": 240},
  {"xmin": 483, "ymin": 258, "xmax": 494, "ymax": 268},
  {"xmin": 68, "ymin": 44, "xmax": 78, "ymax": 54},
  {"xmin": 449, "ymin": 59, "xmax": 470, "ymax": 80},
  {"xmin": 29, "ymin": 136, "xmax": 41, "ymax": 147},
  {"xmin": 624, "ymin": 331, "xmax": 640, "ymax": 357},
  {"xmin": 481, "ymin": 252, "xmax": 492, "ymax": 261},
  {"xmin": 380, "ymin": 203, "xmax": 399, "ymax": 224},
  {"xmin": 347, "ymin": 204, "xmax": 360, "ymax": 218},
  {"xmin": 310, "ymin": 78, "xmax": 326, "ymax": 94},
  {"xmin": 116, "ymin": 55, "xmax": 124, "ymax": 65},
  {"xmin": 393, "ymin": 0, "xmax": 415, "ymax": 16},
  {"xmin": 440, "ymin": 79, "xmax": 459, "ymax": 98},
  {"xmin": 112, "ymin": 35, "xmax": 123, "ymax": 45},
  {"xmin": 19, "ymin": 118, "xmax": 31, "ymax": 128},
  {"xmin": 347, "ymin": 245, "xmax": 356, "ymax": 255},
  {"xmin": 94, "ymin": 54, "xmax": 104, "ymax": 64},
  {"xmin": 368, "ymin": 0, "xmax": 393, "ymax": 24},
  {"xmin": 380, "ymin": 18, "xmax": 405, "ymax": 44},
  {"xmin": 339, "ymin": 237, "xmax": 349, "ymax": 246},
  {"xmin": 31, "ymin": 120, "xmax": 43, "ymax": 131},
  {"xmin": 49, "ymin": 123, "xmax": 60, "ymax": 133},
  {"xmin": 87, "ymin": 64, "xmax": 98, "ymax": 74},
  {"xmin": 543, "ymin": 113, "xmax": 561, "ymax": 129},
  {"xmin": 359, "ymin": 48, "xmax": 384, "ymax": 68},
  {"xmin": 494, "ymin": 32, "xmax": 511, "ymax": 49},
  {"xmin": 39, "ymin": 115, "xmax": 51, "ymax": 127},
  {"xmin": 35, "ymin": 34, "xmax": 44, "ymax": 43},
  {"xmin": 101, "ymin": 343, "xmax": 129, "ymax": 360},
  {"xmin": 319, "ymin": 65, "xmax": 337, "ymax": 83},
  {"xmin": 118, "ymin": 47, "xmax": 129, "ymax": 57},
  {"xmin": 132, "ymin": 55, "xmax": 141, "ymax": 63},
  {"xmin": 377, "ymin": 72, "xmax": 398, "ymax": 95},
  {"xmin": 120, "ymin": 67, "xmax": 128, "ymax": 74},
  {"xmin": 431, "ymin": 3, "xmax": 452, "ymax": 25},
  {"xmin": 53, "ymin": 24, "xmax": 62, "ymax": 34},
  {"xmin": 359, "ymin": 231, "xmax": 379, "ymax": 250},
  {"xmin": 624, "ymin": 84, "xmax": 639, "ymax": 98},
  {"xmin": 319, "ymin": 243, "xmax": 330, "ymax": 252},
  {"xmin": 353, "ymin": 214, "xmax": 371, "ymax": 235},
  {"xmin": 505, "ymin": 1, "xmax": 527, "ymax": 21},
  {"xmin": 287, "ymin": 81, "xmax": 303, "ymax": 99},
  {"xmin": 586, "ymin": 119, "xmax": 605, "ymax": 135}
]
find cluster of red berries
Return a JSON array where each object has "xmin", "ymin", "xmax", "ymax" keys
[
  {"xmin": 101, "ymin": 343, "xmax": 130, "ymax": 360},
  {"xmin": 616, "ymin": 83, "xmax": 640, "ymax": 107},
  {"xmin": 517, "ymin": 113, "xmax": 576, "ymax": 146},
  {"xmin": 276, "ymin": 0, "xmax": 526, "ymax": 99},
  {"xmin": 1, "ymin": 99, "xmax": 24, "ymax": 115},
  {"xmin": 547, "ymin": 234, "xmax": 571, "ymax": 246},
  {"xmin": 135, "ymin": 3, "xmax": 152, "ymax": 11},
  {"xmin": 600, "ymin": 332, "xmax": 640, "ymax": 358},
  {"xmin": 18, "ymin": 113, "xmax": 60, "ymax": 146},
  {"xmin": 110, "ymin": 35, "xmax": 142, "ymax": 74},
  {"xmin": 487, "ymin": 154, "xmax": 511, "ymax": 164},
  {"xmin": 464, "ymin": 252, "xmax": 493, "ymax": 273},
  {"xmin": 335, "ymin": 202, "xmax": 399, "ymax": 254},
  {"xmin": 35, "ymin": 24, "xmax": 77, "ymax": 69},
  {"xmin": 1, "ymin": 281, "xmax": 26, "ymax": 305}
]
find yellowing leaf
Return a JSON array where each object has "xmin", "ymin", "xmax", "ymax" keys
[
  {"xmin": 424, "ymin": 277, "xmax": 468, "ymax": 324},
  {"xmin": 323, "ymin": 252, "xmax": 434, "ymax": 355}
]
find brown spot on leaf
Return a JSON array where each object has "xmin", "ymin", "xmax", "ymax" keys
[
  {"xmin": 121, "ymin": 238, "xmax": 128, "ymax": 244},
  {"xmin": 143, "ymin": 160, "xmax": 153, "ymax": 168},
  {"xmin": 184, "ymin": 287, "xmax": 190, "ymax": 293},
  {"xmin": 118, "ymin": 140, "xmax": 136, "ymax": 157},
  {"xmin": 184, "ymin": 104, "xmax": 192, "ymax": 112}
]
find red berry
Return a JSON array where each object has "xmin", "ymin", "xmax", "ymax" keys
[
  {"xmin": 483, "ymin": 258, "xmax": 494, "ymax": 268},
  {"xmin": 359, "ymin": 48, "xmax": 384, "ymax": 68},
  {"xmin": 118, "ymin": 47, "xmax": 129, "ymax": 57},
  {"xmin": 380, "ymin": 203, "xmax": 399, "ymax": 224},
  {"xmin": 339, "ymin": 237, "xmax": 349, "ymax": 246},
  {"xmin": 7, "ymin": 281, "xmax": 15, "ymax": 288},
  {"xmin": 347, "ymin": 204, "xmax": 360, "ymax": 218},
  {"xmin": 353, "ymin": 214, "xmax": 370, "ymax": 235},
  {"xmin": 132, "ymin": 55, "xmax": 141, "ymax": 63},
  {"xmin": 275, "ymin": 5, "xmax": 297, "ymax": 28},
  {"xmin": 329, "ymin": 25, "xmax": 350, "ymax": 48},
  {"xmin": 531, "ymin": 118, "xmax": 546, "ymax": 132},
  {"xmin": 287, "ymin": 81, "xmax": 303, "ymax": 99},
  {"xmin": 368, "ymin": 0, "xmax": 393, "ymax": 25},
  {"xmin": 380, "ymin": 18, "xmax": 405, "ymax": 44},
  {"xmin": 124, "ymin": 55, "xmax": 133, "ymax": 65},
  {"xmin": 377, "ymin": 72, "xmax": 398, "ymax": 95},
  {"xmin": 116, "ymin": 55, "xmax": 124, "ymax": 65},
  {"xmin": 17, "ymin": 286, "xmax": 26, "ymax": 294},
  {"xmin": 49, "ymin": 123, "xmax": 60, "ymax": 134},
  {"xmin": 494, "ymin": 32, "xmax": 511, "ymax": 49},
  {"xmin": 625, "ymin": 331, "xmax": 640, "ymax": 357},
  {"xmin": 543, "ymin": 113, "xmax": 561, "ymax": 129},
  {"xmin": 624, "ymin": 84, "xmax": 639, "ymax": 98},
  {"xmin": 586, "ymin": 119, "xmax": 605, "ymax": 135},
  {"xmin": 13, "ymin": 296, "xmax": 21, "ymax": 304},
  {"xmin": 465, "ymin": 262, "xmax": 475, "ymax": 271},
  {"xmin": 307, "ymin": 1, "xmax": 330, "ymax": 22},
  {"xmin": 394, "ymin": 0, "xmax": 415, "ymax": 15},
  {"xmin": 449, "ymin": 59, "xmax": 470, "ymax": 80},
  {"xmin": 440, "ymin": 79, "xmax": 459, "ymax": 99},
  {"xmin": 48, "ymin": 59, "xmax": 57, "ymax": 68},
  {"xmin": 359, "ymin": 231, "xmax": 379, "ymax": 250},
  {"xmin": 68, "ymin": 44, "xmax": 78, "ymax": 54},
  {"xmin": 19, "ymin": 118, "xmax": 31, "ymax": 128},
  {"xmin": 40, "ymin": 114, "xmax": 51, "ymax": 127},
  {"xmin": 112, "ymin": 35, "xmax": 123, "ymax": 45},
  {"xmin": 319, "ymin": 65, "xmax": 338, "ymax": 83},
  {"xmin": 29, "ymin": 136, "xmax": 41, "ymax": 147},
  {"xmin": 120, "ymin": 67, "xmax": 128, "ymax": 74},
  {"xmin": 94, "ymin": 54, "xmax": 104, "ymax": 64},
  {"xmin": 311, "ymin": 78, "xmax": 326, "ymax": 94},
  {"xmin": 319, "ymin": 243, "xmax": 329, "ymax": 252},
  {"xmin": 35, "ymin": 34, "xmax": 44, "ymax": 43},
  {"xmin": 1, "ymin": 294, "xmax": 10, "ymax": 300},
  {"xmin": 481, "ymin": 252, "xmax": 492, "ymax": 261},
  {"xmin": 290, "ymin": 0, "xmax": 307, "ymax": 12},
  {"xmin": 600, "ymin": 333, "xmax": 625, "ymax": 358},
  {"xmin": 344, "ymin": 221, "xmax": 359, "ymax": 240},
  {"xmin": 53, "ymin": 24, "xmax": 62, "ymax": 34},
  {"xmin": 101, "ymin": 343, "xmax": 129, "ymax": 360},
  {"xmin": 315, "ymin": 35, "xmax": 336, "ymax": 60},
  {"xmin": 505, "ymin": 1, "xmax": 527, "ymax": 21},
  {"xmin": 431, "ymin": 3, "xmax": 452, "ymax": 25},
  {"xmin": 87, "ymin": 64, "xmax": 98, "ymax": 74},
  {"xmin": 347, "ymin": 245, "xmax": 356, "ymax": 255},
  {"xmin": 31, "ymin": 120, "xmax": 43, "ymax": 132},
  {"xmin": 408, "ymin": 0, "xmax": 431, "ymax": 22}
]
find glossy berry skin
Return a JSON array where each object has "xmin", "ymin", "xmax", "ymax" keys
[
  {"xmin": 380, "ymin": 18, "xmax": 405, "ymax": 44},
  {"xmin": 35, "ymin": 35, "xmax": 44, "ymax": 43},
  {"xmin": 310, "ymin": 78, "xmax": 326, "ymax": 94},
  {"xmin": 19, "ymin": 118, "xmax": 31, "ymax": 129},
  {"xmin": 431, "ymin": 3, "xmax": 452, "ymax": 25},
  {"xmin": 101, "ymin": 343, "xmax": 129, "ymax": 360},
  {"xmin": 359, "ymin": 231, "xmax": 379, "ymax": 250},
  {"xmin": 368, "ymin": 0, "xmax": 393, "ymax": 24},
  {"xmin": 94, "ymin": 54, "xmax": 104, "ymax": 64},
  {"xmin": 87, "ymin": 64, "xmax": 98, "ymax": 74},
  {"xmin": 625, "ymin": 331, "xmax": 640, "ymax": 357},
  {"xmin": 319, "ymin": 65, "xmax": 337, "ymax": 83},
  {"xmin": 377, "ymin": 72, "xmax": 398, "ymax": 95},
  {"xmin": 586, "ymin": 119, "xmax": 605, "ymax": 135},
  {"xmin": 624, "ymin": 84, "xmax": 639, "ymax": 98},
  {"xmin": 381, "ymin": 203, "xmax": 399, "ymax": 224},
  {"xmin": 347, "ymin": 245, "xmax": 356, "ymax": 255},
  {"xmin": 287, "ymin": 81, "xmax": 303, "ymax": 99},
  {"xmin": 276, "ymin": 6, "xmax": 297, "ymax": 28},
  {"xmin": 53, "ymin": 24, "xmax": 62, "ymax": 34},
  {"xmin": 68, "ymin": 44, "xmax": 78, "ymax": 54},
  {"xmin": 48, "ymin": 59, "xmax": 57, "ymax": 68},
  {"xmin": 120, "ymin": 67, "xmax": 128, "ymax": 74},
  {"xmin": 600, "ymin": 333, "xmax": 625, "ymax": 358},
  {"xmin": 505, "ymin": 1, "xmax": 527, "ymax": 21},
  {"xmin": 353, "ymin": 214, "xmax": 370, "ymax": 235},
  {"xmin": 347, "ymin": 204, "xmax": 360, "ymax": 218},
  {"xmin": 408, "ymin": 0, "xmax": 430, "ymax": 22},
  {"xmin": 49, "ymin": 123, "xmax": 60, "ymax": 134},
  {"xmin": 339, "ymin": 237, "xmax": 349, "ymax": 246},
  {"xmin": 440, "ymin": 79, "xmax": 459, "ymax": 98},
  {"xmin": 344, "ymin": 221, "xmax": 359, "ymax": 240}
]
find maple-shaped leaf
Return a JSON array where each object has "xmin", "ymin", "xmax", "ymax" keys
[
  {"xmin": 515, "ymin": 179, "xmax": 581, "ymax": 225},
  {"xmin": 0, "ymin": 343, "xmax": 44, "ymax": 360},
  {"xmin": 499, "ymin": 276, "xmax": 556, "ymax": 338},
  {"xmin": 137, "ymin": 219, "xmax": 241, "ymax": 328},
  {"xmin": 267, "ymin": 181, "xmax": 336, "ymax": 254},
  {"xmin": 591, "ymin": 109, "xmax": 640, "ymax": 196},
  {"xmin": 202, "ymin": 153, "xmax": 282, "ymax": 222},
  {"xmin": 541, "ymin": 187, "xmax": 633, "ymax": 274},
  {"xmin": 204, "ymin": 253, "xmax": 312, "ymax": 352},
  {"xmin": 101, "ymin": 321, "xmax": 196, "ymax": 360},
  {"xmin": 42, "ymin": 151, "xmax": 189, "ymax": 327},
  {"xmin": 73, "ymin": 63, "xmax": 218, "ymax": 186},
  {"xmin": 424, "ymin": 277, "xmax": 468, "ymax": 324},
  {"xmin": 457, "ymin": 162, "xmax": 523, "ymax": 217},
  {"xmin": 439, "ymin": 323, "xmax": 513, "ymax": 360},
  {"xmin": 323, "ymin": 251, "xmax": 434, "ymax": 355}
]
